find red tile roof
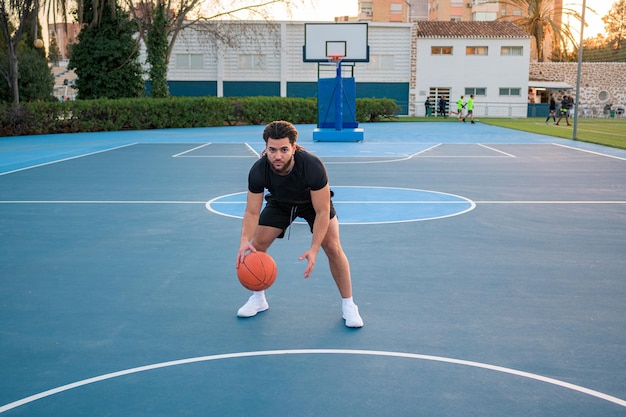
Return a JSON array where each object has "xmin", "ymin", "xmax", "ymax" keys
[{"xmin": 416, "ymin": 21, "xmax": 530, "ymax": 38}]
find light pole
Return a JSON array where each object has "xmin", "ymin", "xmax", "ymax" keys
[{"xmin": 573, "ymin": 0, "xmax": 586, "ymax": 140}]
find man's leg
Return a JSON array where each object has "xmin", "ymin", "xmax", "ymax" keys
[
  {"xmin": 321, "ymin": 218, "xmax": 363, "ymax": 327},
  {"xmin": 321, "ymin": 217, "xmax": 352, "ymax": 297}
]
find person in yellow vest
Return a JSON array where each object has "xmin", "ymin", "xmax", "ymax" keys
[
  {"xmin": 463, "ymin": 95, "xmax": 475, "ymax": 124},
  {"xmin": 456, "ymin": 96, "xmax": 465, "ymax": 121}
]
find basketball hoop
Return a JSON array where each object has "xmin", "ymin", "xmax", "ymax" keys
[{"xmin": 328, "ymin": 54, "xmax": 344, "ymax": 63}]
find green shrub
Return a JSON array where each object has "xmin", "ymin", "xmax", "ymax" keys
[
  {"xmin": 0, "ymin": 96, "xmax": 397, "ymax": 136},
  {"xmin": 356, "ymin": 98, "xmax": 401, "ymax": 122}
]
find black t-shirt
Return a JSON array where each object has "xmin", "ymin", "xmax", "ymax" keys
[{"xmin": 248, "ymin": 149, "xmax": 328, "ymax": 204}]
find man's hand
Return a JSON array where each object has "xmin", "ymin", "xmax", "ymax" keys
[
  {"xmin": 236, "ymin": 242, "xmax": 257, "ymax": 268},
  {"xmin": 299, "ymin": 248, "xmax": 319, "ymax": 278}
]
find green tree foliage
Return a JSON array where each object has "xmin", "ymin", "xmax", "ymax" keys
[
  {"xmin": 1, "ymin": 25, "xmax": 54, "ymax": 102},
  {"xmin": 0, "ymin": 0, "xmax": 39, "ymax": 102},
  {"xmin": 69, "ymin": 4, "xmax": 144, "ymax": 99},
  {"xmin": 146, "ymin": 2, "xmax": 169, "ymax": 98},
  {"xmin": 48, "ymin": 33, "xmax": 62, "ymax": 65},
  {"xmin": 12, "ymin": 43, "xmax": 54, "ymax": 101}
]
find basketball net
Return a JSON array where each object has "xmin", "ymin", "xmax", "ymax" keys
[{"xmin": 328, "ymin": 55, "xmax": 344, "ymax": 63}]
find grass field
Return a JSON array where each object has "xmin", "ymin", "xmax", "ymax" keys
[{"xmin": 396, "ymin": 116, "xmax": 626, "ymax": 150}]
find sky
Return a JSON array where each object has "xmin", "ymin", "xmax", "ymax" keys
[
  {"xmin": 282, "ymin": 0, "xmax": 611, "ymax": 40},
  {"xmin": 563, "ymin": 0, "xmax": 612, "ymax": 39}
]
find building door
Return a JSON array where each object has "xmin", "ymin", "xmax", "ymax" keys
[{"xmin": 430, "ymin": 87, "xmax": 450, "ymax": 117}]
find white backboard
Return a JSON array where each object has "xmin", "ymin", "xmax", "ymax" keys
[{"xmin": 303, "ymin": 23, "xmax": 369, "ymax": 62}]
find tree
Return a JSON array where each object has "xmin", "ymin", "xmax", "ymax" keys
[
  {"xmin": 497, "ymin": 0, "xmax": 585, "ymax": 62},
  {"xmin": 603, "ymin": 0, "xmax": 626, "ymax": 50},
  {"xmin": 0, "ymin": 37, "xmax": 54, "ymax": 101},
  {"xmin": 68, "ymin": 3, "xmax": 144, "ymax": 99},
  {"xmin": 0, "ymin": 0, "xmax": 39, "ymax": 103},
  {"xmin": 43, "ymin": 0, "xmax": 294, "ymax": 98},
  {"xmin": 48, "ymin": 32, "xmax": 62, "ymax": 65},
  {"xmin": 145, "ymin": 1, "xmax": 168, "ymax": 97}
]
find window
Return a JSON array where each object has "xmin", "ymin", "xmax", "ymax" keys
[
  {"xmin": 501, "ymin": 46, "xmax": 523, "ymax": 56},
  {"xmin": 473, "ymin": 11, "xmax": 497, "ymax": 20},
  {"xmin": 390, "ymin": 3, "xmax": 402, "ymax": 13},
  {"xmin": 368, "ymin": 55, "xmax": 394, "ymax": 70},
  {"xmin": 466, "ymin": 46, "xmax": 488, "ymax": 55},
  {"xmin": 499, "ymin": 88, "xmax": 521, "ymax": 96},
  {"xmin": 431, "ymin": 46, "xmax": 453, "ymax": 55},
  {"xmin": 465, "ymin": 87, "xmax": 486, "ymax": 96},
  {"xmin": 175, "ymin": 54, "xmax": 203, "ymax": 69},
  {"xmin": 239, "ymin": 54, "xmax": 266, "ymax": 70},
  {"xmin": 360, "ymin": 1, "xmax": 373, "ymax": 15}
]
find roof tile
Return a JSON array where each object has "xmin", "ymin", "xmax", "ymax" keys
[{"xmin": 416, "ymin": 21, "xmax": 530, "ymax": 38}]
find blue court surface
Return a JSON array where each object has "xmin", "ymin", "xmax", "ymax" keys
[{"xmin": 1, "ymin": 122, "xmax": 625, "ymax": 416}]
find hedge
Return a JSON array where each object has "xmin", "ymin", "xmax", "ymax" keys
[{"xmin": 0, "ymin": 96, "xmax": 400, "ymax": 137}]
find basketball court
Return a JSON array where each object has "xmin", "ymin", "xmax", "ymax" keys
[{"xmin": 1, "ymin": 121, "xmax": 625, "ymax": 416}]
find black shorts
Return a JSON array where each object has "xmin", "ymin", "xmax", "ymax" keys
[{"xmin": 259, "ymin": 193, "xmax": 336, "ymax": 239}]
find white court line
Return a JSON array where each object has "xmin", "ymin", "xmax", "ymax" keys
[
  {"xmin": 172, "ymin": 143, "xmax": 211, "ymax": 157},
  {"xmin": 0, "ymin": 201, "xmax": 206, "ymax": 204},
  {"xmin": 0, "ymin": 349, "xmax": 623, "ymax": 413},
  {"xmin": 245, "ymin": 142, "xmax": 260, "ymax": 158},
  {"xmin": 3, "ymin": 200, "xmax": 625, "ymax": 205},
  {"xmin": 475, "ymin": 201, "xmax": 626, "ymax": 204},
  {"xmin": 0, "ymin": 143, "xmax": 138, "ymax": 176},
  {"xmin": 173, "ymin": 143, "xmax": 258, "ymax": 158},
  {"xmin": 326, "ymin": 144, "xmax": 443, "ymax": 164},
  {"xmin": 478, "ymin": 143, "xmax": 517, "ymax": 157},
  {"xmin": 552, "ymin": 143, "xmax": 626, "ymax": 161}
]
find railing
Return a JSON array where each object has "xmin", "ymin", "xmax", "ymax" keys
[{"xmin": 423, "ymin": 102, "xmax": 529, "ymax": 118}]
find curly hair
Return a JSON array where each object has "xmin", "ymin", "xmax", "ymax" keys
[{"xmin": 262, "ymin": 121, "xmax": 299, "ymax": 144}]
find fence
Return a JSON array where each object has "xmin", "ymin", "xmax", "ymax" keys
[{"xmin": 424, "ymin": 102, "xmax": 529, "ymax": 118}]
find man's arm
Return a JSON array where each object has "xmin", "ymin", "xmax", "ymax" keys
[
  {"xmin": 237, "ymin": 191, "xmax": 264, "ymax": 267},
  {"xmin": 299, "ymin": 184, "xmax": 331, "ymax": 278}
]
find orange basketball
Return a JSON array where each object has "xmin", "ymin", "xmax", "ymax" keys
[{"xmin": 237, "ymin": 251, "xmax": 277, "ymax": 291}]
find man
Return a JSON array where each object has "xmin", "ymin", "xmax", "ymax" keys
[
  {"xmin": 463, "ymin": 94, "xmax": 475, "ymax": 124},
  {"xmin": 556, "ymin": 96, "xmax": 571, "ymax": 126},
  {"xmin": 424, "ymin": 97, "xmax": 432, "ymax": 117},
  {"xmin": 545, "ymin": 93, "xmax": 557, "ymax": 124},
  {"xmin": 438, "ymin": 96, "xmax": 447, "ymax": 118},
  {"xmin": 456, "ymin": 95, "xmax": 465, "ymax": 121},
  {"xmin": 235, "ymin": 120, "xmax": 364, "ymax": 328}
]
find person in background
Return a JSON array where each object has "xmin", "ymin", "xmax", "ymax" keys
[
  {"xmin": 456, "ymin": 95, "xmax": 466, "ymax": 121},
  {"xmin": 556, "ymin": 96, "xmax": 571, "ymax": 126},
  {"xmin": 438, "ymin": 96, "xmax": 447, "ymax": 118},
  {"xmin": 463, "ymin": 94, "xmax": 475, "ymax": 124},
  {"xmin": 546, "ymin": 93, "xmax": 557, "ymax": 124}
]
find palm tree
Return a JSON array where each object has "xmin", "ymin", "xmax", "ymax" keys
[{"xmin": 497, "ymin": 0, "xmax": 587, "ymax": 61}]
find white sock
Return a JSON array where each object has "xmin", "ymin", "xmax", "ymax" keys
[
  {"xmin": 342, "ymin": 297, "xmax": 355, "ymax": 307},
  {"xmin": 252, "ymin": 290, "xmax": 265, "ymax": 300}
]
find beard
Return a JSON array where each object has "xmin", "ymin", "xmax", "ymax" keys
[{"xmin": 269, "ymin": 153, "xmax": 294, "ymax": 175}]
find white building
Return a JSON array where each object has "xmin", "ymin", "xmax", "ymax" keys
[
  {"xmin": 147, "ymin": 20, "xmax": 531, "ymax": 117},
  {"xmin": 414, "ymin": 21, "xmax": 531, "ymax": 117}
]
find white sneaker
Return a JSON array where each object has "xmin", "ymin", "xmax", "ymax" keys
[
  {"xmin": 237, "ymin": 295, "xmax": 269, "ymax": 318},
  {"xmin": 342, "ymin": 304, "xmax": 364, "ymax": 328}
]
